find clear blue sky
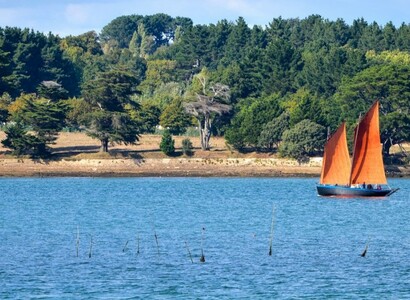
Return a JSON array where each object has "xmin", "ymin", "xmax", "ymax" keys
[{"xmin": 0, "ymin": 0, "xmax": 409, "ymax": 37}]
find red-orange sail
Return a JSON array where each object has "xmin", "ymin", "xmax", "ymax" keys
[
  {"xmin": 350, "ymin": 101, "xmax": 387, "ymax": 185},
  {"xmin": 320, "ymin": 122, "xmax": 351, "ymax": 185}
]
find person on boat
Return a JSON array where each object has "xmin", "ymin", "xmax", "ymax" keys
[{"xmin": 362, "ymin": 182, "xmax": 366, "ymax": 189}]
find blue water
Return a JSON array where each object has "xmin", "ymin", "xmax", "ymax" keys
[{"xmin": 1, "ymin": 177, "xmax": 409, "ymax": 299}]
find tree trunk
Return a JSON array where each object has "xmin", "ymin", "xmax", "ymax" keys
[
  {"xmin": 100, "ymin": 138, "xmax": 109, "ymax": 152},
  {"xmin": 383, "ymin": 138, "xmax": 392, "ymax": 157},
  {"xmin": 199, "ymin": 115, "xmax": 211, "ymax": 150}
]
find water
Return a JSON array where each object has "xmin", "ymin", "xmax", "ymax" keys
[{"xmin": 0, "ymin": 177, "xmax": 409, "ymax": 299}]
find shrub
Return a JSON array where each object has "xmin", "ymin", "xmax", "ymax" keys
[
  {"xmin": 160, "ymin": 129, "xmax": 175, "ymax": 156},
  {"xmin": 182, "ymin": 138, "xmax": 193, "ymax": 156}
]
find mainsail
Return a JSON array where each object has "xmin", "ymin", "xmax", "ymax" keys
[
  {"xmin": 319, "ymin": 122, "xmax": 351, "ymax": 185},
  {"xmin": 350, "ymin": 101, "xmax": 387, "ymax": 185}
]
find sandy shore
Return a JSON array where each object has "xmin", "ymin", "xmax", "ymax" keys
[
  {"xmin": 0, "ymin": 157, "xmax": 324, "ymax": 177},
  {"xmin": 0, "ymin": 132, "xmax": 408, "ymax": 177}
]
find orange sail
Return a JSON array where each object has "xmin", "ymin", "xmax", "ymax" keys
[
  {"xmin": 350, "ymin": 101, "xmax": 387, "ymax": 185},
  {"xmin": 320, "ymin": 122, "xmax": 351, "ymax": 185}
]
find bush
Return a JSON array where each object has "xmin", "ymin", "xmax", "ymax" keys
[
  {"xmin": 160, "ymin": 129, "xmax": 175, "ymax": 156},
  {"xmin": 279, "ymin": 119, "xmax": 326, "ymax": 160},
  {"xmin": 182, "ymin": 138, "xmax": 193, "ymax": 156}
]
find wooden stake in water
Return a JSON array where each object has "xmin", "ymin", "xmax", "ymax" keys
[
  {"xmin": 76, "ymin": 225, "xmax": 80, "ymax": 257},
  {"xmin": 185, "ymin": 241, "xmax": 194, "ymax": 263},
  {"xmin": 361, "ymin": 237, "xmax": 370, "ymax": 257},
  {"xmin": 269, "ymin": 205, "xmax": 275, "ymax": 256},
  {"xmin": 137, "ymin": 233, "xmax": 140, "ymax": 255},
  {"xmin": 123, "ymin": 240, "xmax": 129, "ymax": 252},
  {"xmin": 89, "ymin": 234, "xmax": 93, "ymax": 258},
  {"xmin": 154, "ymin": 230, "xmax": 160, "ymax": 255},
  {"xmin": 200, "ymin": 227, "xmax": 205, "ymax": 263}
]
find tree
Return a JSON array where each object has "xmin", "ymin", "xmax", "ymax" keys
[
  {"xmin": 182, "ymin": 138, "xmax": 193, "ymax": 156},
  {"xmin": 4, "ymin": 95, "xmax": 67, "ymax": 157},
  {"xmin": 333, "ymin": 60, "xmax": 410, "ymax": 155},
  {"xmin": 279, "ymin": 119, "xmax": 326, "ymax": 161},
  {"xmin": 159, "ymin": 98, "xmax": 191, "ymax": 135},
  {"xmin": 131, "ymin": 101, "xmax": 161, "ymax": 134},
  {"xmin": 258, "ymin": 112, "xmax": 290, "ymax": 151},
  {"xmin": 138, "ymin": 60, "xmax": 177, "ymax": 95},
  {"xmin": 225, "ymin": 94, "xmax": 283, "ymax": 150},
  {"xmin": 100, "ymin": 15, "xmax": 143, "ymax": 48},
  {"xmin": 1, "ymin": 123, "xmax": 43, "ymax": 156},
  {"xmin": 81, "ymin": 69, "xmax": 140, "ymax": 152},
  {"xmin": 37, "ymin": 81, "xmax": 68, "ymax": 102},
  {"xmin": 184, "ymin": 69, "xmax": 231, "ymax": 150},
  {"xmin": 160, "ymin": 129, "xmax": 175, "ymax": 155},
  {"xmin": 0, "ymin": 92, "xmax": 12, "ymax": 123}
]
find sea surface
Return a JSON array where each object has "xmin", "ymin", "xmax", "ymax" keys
[{"xmin": 0, "ymin": 177, "xmax": 409, "ymax": 299}]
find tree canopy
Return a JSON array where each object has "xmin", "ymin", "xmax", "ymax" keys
[{"xmin": 1, "ymin": 13, "xmax": 410, "ymax": 159}]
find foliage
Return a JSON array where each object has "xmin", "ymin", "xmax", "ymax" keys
[
  {"xmin": 258, "ymin": 112, "xmax": 290, "ymax": 151},
  {"xmin": 279, "ymin": 119, "xmax": 326, "ymax": 160},
  {"xmin": 333, "ymin": 62, "xmax": 410, "ymax": 155},
  {"xmin": 160, "ymin": 129, "xmax": 175, "ymax": 156},
  {"xmin": 36, "ymin": 81, "xmax": 68, "ymax": 101},
  {"xmin": 184, "ymin": 68, "xmax": 231, "ymax": 150},
  {"xmin": 225, "ymin": 94, "xmax": 283, "ymax": 150},
  {"xmin": 131, "ymin": 101, "xmax": 161, "ymax": 134},
  {"xmin": 181, "ymin": 138, "xmax": 193, "ymax": 156},
  {"xmin": 138, "ymin": 60, "xmax": 177, "ymax": 95},
  {"xmin": 1, "ymin": 123, "xmax": 44, "ymax": 156},
  {"xmin": 81, "ymin": 69, "xmax": 140, "ymax": 152},
  {"xmin": 159, "ymin": 98, "xmax": 191, "ymax": 135},
  {"xmin": 3, "ymin": 96, "xmax": 67, "ymax": 157},
  {"xmin": 0, "ymin": 92, "xmax": 12, "ymax": 123},
  {"xmin": 3, "ymin": 14, "xmax": 410, "ymax": 157}
]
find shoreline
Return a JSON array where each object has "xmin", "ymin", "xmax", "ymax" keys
[
  {"xmin": 0, "ymin": 157, "xmax": 408, "ymax": 178},
  {"xmin": 0, "ymin": 157, "xmax": 322, "ymax": 177}
]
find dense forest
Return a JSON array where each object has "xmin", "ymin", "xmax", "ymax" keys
[{"xmin": 1, "ymin": 13, "xmax": 410, "ymax": 160}]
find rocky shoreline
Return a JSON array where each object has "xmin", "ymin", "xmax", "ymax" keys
[{"xmin": 0, "ymin": 157, "xmax": 408, "ymax": 178}]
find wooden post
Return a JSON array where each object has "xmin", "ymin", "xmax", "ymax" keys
[
  {"xmin": 200, "ymin": 227, "xmax": 205, "ymax": 263},
  {"xmin": 76, "ymin": 225, "xmax": 80, "ymax": 257},
  {"xmin": 185, "ymin": 241, "xmax": 194, "ymax": 263},
  {"xmin": 269, "ymin": 205, "xmax": 275, "ymax": 256},
  {"xmin": 88, "ymin": 234, "xmax": 93, "ymax": 258}
]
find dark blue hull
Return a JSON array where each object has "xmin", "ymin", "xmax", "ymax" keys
[{"xmin": 316, "ymin": 184, "xmax": 393, "ymax": 197}]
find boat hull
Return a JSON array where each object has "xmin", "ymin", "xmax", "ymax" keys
[{"xmin": 316, "ymin": 184, "xmax": 391, "ymax": 197}]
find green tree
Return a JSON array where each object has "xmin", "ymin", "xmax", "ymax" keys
[
  {"xmin": 81, "ymin": 69, "xmax": 140, "ymax": 152},
  {"xmin": 333, "ymin": 61, "xmax": 410, "ymax": 155},
  {"xmin": 258, "ymin": 112, "xmax": 290, "ymax": 151},
  {"xmin": 37, "ymin": 81, "xmax": 68, "ymax": 102},
  {"xmin": 225, "ymin": 94, "xmax": 283, "ymax": 150},
  {"xmin": 131, "ymin": 101, "xmax": 161, "ymax": 133},
  {"xmin": 159, "ymin": 98, "xmax": 191, "ymax": 135},
  {"xmin": 182, "ymin": 138, "xmax": 193, "ymax": 156},
  {"xmin": 138, "ymin": 60, "xmax": 177, "ymax": 95},
  {"xmin": 1, "ymin": 123, "xmax": 43, "ymax": 156},
  {"xmin": 0, "ymin": 92, "xmax": 12, "ymax": 123},
  {"xmin": 279, "ymin": 119, "xmax": 326, "ymax": 160},
  {"xmin": 4, "ymin": 96, "xmax": 67, "ymax": 157},
  {"xmin": 100, "ymin": 15, "xmax": 143, "ymax": 48},
  {"xmin": 160, "ymin": 129, "xmax": 175, "ymax": 155}
]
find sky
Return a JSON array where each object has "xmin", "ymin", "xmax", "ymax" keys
[{"xmin": 0, "ymin": 0, "xmax": 409, "ymax": 37}]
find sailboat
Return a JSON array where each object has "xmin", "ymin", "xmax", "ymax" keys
[{"xmin": 317, "ymin": 101, "xmax": 398, "ymax": 197}]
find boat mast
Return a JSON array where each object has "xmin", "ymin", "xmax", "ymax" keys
[{"xmin": 348, "ymin": 112, "xmax": 362, "ymax": 186}]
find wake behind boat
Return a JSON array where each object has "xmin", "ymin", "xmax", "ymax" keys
[{"xmin": 317, "ymin": 101, "xmax": 398, "ymax": 197}]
